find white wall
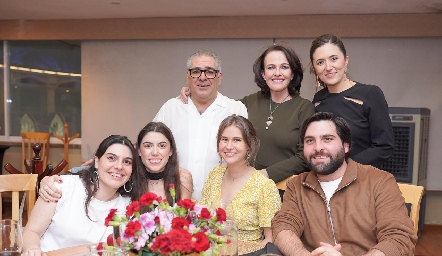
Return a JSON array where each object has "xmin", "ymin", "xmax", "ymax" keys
[{"xmin": 82, "ymin": 37, "xmax": 442, "ymax": 190}]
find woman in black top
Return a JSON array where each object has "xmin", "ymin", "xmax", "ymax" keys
[{"xmin": 309, "ymin": 34, "xmax": 394, "ymax": 168}]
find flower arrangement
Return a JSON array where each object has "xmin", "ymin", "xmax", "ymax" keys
[{"xmin": 104, "ymin": 184, "xmax": 229, "ymax": 256}]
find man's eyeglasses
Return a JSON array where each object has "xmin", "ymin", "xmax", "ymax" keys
[{"xmin": 188, "ymin": 68, "xmax": 219, "ymax": 79}]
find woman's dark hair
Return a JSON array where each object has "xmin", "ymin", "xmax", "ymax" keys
[
  {"xmin": 253, "ymin": 43, "xmax": 304, "ymax": 98},
  {"xmin": 300, "ymin": 112, "xmax": 352, "ymax": 159},
  {"xmin": 77, "ymin": 135, "xmax": 141, "ymax": 219},
  {"xmin": 309, "ymin": 34, "xmax": 347, "ymax": 88},
  {"xmin": 217, "ymin": 115, "xmax": 260, "ymax": 166},
  {"xmin": 136, "ymin": 122, "xmax": 181, "ymax": 205}
]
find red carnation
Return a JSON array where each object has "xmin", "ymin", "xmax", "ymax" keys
[
  {"xmin": 150, "ymin": 234, "xmax": 172, "ymax": 255},
  {"xmin": 124, "ymin": 220, "xmax": 142, "ymax": 237},
  {"xmin": 199, "ymin": 207, "xmax": 211, "ymax": 220},
  {"xmin": 168, "ymin": 229, "xmax": 193, "ymax": 253},
  {"xmin": 140, "ymin": 192, "xmax": 158, "ymax": 206},
  {"xmin": 125, "ymin": 201, "xmax": 140, "ymax": 216},
  {"xmin": 216, "ymin": 208, "xmax": 227, "ymax": 222},
  {"xmin": 176, "ymin": 199, "xmax": 195, "ymax": 210},
  {"xmin": 105, "ymin": 209, "xmax": 117, "ymax": 226},
  {"xmin": 192, "ymin": 231, "xmax": 210, "ymax": 252},
  {"xmin": 172, "ymin": 217, "xmax": 190, "ymax": 229}
]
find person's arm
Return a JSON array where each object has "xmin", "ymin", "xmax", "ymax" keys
[
  {"xmin": 272, "ymin": 177, "xmax": 310, "ymax": 255},
  {"xmin": 260, "ymin": 227, "xmax": 273, "ymax": 246},
  {"xmin": 369, "ymin": 174, "xmax": 417, "ymax": 255},
  {"xmin": 22, "ymin": 196, "xmax": 57, "ymax": 255},
  {"xmin": 363, "ymin": 249, "xmax": 385, "ymax": 256},
  {"xmin": 352, "ymin": 86, "xmax": 394, "ymax": 167},
  {"xmin": 311, "ymin": 242, "xmax": 342, "ymax": 256},
  {"xmin": 266, "ymin": 101, "xmax": 315, "ymax": 182},
  {"xmin": 258, "ymin": 179, "xmax": 281, "ymax": 246},
  {"xmin": 274, "ymin": 230, "xmax": 310, "ymax": 256},
  {"xmin": 38, "ymin": 175, "xmax": 63, "ymax": 202},
  {"xmin": 179, "ymin": 167, "xmax": 193, "ymax": 199}
]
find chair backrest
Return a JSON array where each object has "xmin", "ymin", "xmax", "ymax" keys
[
  {"xmin": 276, "ymin": 175, "xmax": 298, "ymax": 190},
  {"xmin": 0, "ymin": 174, "xmax": 38, "ymax": 221},
  {"xmin": 397, "ymin": 183, "xmax": 425, "ymax": 234},
  {"xmin": 22, "ymin": 132, "xmax": 51, "ymax": 172}
]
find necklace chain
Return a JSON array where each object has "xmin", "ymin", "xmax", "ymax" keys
[
  {"xmin": 266, "ymin": 94, "xmax": 290, "ymax": 130},
  {"xmin": 225, "ymin": 167, "xmax": 250, "ymax": 181},
  {"xmin": 148, "ymin": 179, "xmax": 161, "ymax": 192}
]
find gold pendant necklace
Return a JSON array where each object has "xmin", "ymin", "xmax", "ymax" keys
[{"xmin": 266, "ymin": 94, "xmax": 290, "ymax": 130}]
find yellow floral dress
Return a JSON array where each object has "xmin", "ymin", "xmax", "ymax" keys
[{"xmin": 200, "ymin": 165, "xmax": 281, "ymax": 242}]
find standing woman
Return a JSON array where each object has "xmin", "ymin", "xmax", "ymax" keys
[
  {"xmin": 240, "ymin": 44, "xmax": 315, "ymax": 183},
  {"xmin": 200, "ymin": 115, "xmax": 281, "ymax": 246},
  {"xmin": 179, "ymin": 44, "xmax": 314, "ymax": 186},
  {"xmin": 310, "ymin": 34, "xmax": 394, "ymax": 167}
]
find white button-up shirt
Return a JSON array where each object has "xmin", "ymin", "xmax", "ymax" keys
[{"xmin": 154, "ymin": 92, "xmax": 248, "ymax": 200}]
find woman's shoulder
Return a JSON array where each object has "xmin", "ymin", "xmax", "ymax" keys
[
  {"xmin": 312, "ymin": 87, "xmax": 329, "ymax": 103},
  {"xmin": 344, "ymin": 83, "xmax": 386, "ymax": 102},
  {"xmin": 252, "ymin": 169, "xmax": 276, "ymax": 186},
  {"xmin": 179, "ymin": 167, "xmax": 192, "ymax": 180},
  {"xmin": 58, "ymin": 175, "xmax": 81, "ymax": 188},
  {"xmin": 240, "ymin": 91, "xmax": 265, "ymax": 103}
]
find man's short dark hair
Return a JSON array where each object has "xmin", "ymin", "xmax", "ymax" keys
[{"xmin": 300, "ymin": 112, "xmax": 352, "ymax": 158}]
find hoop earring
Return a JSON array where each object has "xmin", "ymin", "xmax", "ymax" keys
[
  {"xmin": 90, "ymin": 170, "xmax": 99, "ymax": 184},
  {"xmin": 124, "ymin": 179, "xmax": 133, "ymax": 193},
  {"xmin": 245, "ymin": 150, "xmax": 250, "ymax": 160}
]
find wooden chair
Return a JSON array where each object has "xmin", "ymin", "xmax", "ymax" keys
[
  {"xmin": 276, "ymin": 175, "xmax": 297, "ymax": 190},
  {"xmin": 397, "ymin": 183, "xmax": 425, "ymax": 234},
  {"xmin": 22, "ymin": 132, "xmax": 50, "ymax": 172},
  {"xmin": 0, "ymin": 174, "xmax": 38, "ymax": 222}
]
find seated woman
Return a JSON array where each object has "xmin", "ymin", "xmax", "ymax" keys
[
  {"xmin": 200, "ymin": 114, "xmax": 281, "ymax": 246},
  {"xmin": 38, "ymin": 122, "xmax": 193, "ymax": 204},
  {"xmin": 136, "ymin": 121, "xmax": 193, "ymax": 203},
  {"xmin": 22, "ymin": 135, "xmax": 143, "ymax": 255}
]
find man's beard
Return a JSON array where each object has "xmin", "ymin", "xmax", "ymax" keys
[{"xmin": 308, "ymin": 148, "xmax": 346, "ymax": 176}]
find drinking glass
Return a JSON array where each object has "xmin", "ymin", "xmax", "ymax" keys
[
  {"xmin": 211, "ymin": 199, "xmax": 235, "ymax": 221},
  {"xmin": 112, "ymin": 212, "xmax": 128, "ymax": 250},
  {"xmin": 218, "ymin": 219, "xmax": 238, "ymax": 256},
  {"xmin": 0, "ymin": 219, "xmax": 23, "ymax": 255}
]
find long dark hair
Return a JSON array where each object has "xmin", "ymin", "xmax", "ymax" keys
[
  {"xmin": 253, "ymin": 43, "xmax": 304, "ymax": 98},
  {"xmin": 136, "ymin": 122, "xmax": 181, "ymax": 205},
  {"xmin": 77, "ymin": 135, "xmax": 141, "ymax": 219}
]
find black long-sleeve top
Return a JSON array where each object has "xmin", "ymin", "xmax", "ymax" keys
[{"xmin": 312, "ymin": 83, "xmax": 394, "ymax": 168}]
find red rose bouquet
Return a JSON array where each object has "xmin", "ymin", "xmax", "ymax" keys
[{"xmin": 105, "ymin": 184, "xmax": 229, "ymax": 256}]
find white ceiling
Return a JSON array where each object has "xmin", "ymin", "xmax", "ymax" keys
[{"xmin": 0, "ymin": 0, "xmax": 441, "ymax": 20}]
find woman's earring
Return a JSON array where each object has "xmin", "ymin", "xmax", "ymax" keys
[
  {"xmin": 90, "ymin": 169, "xmax": 99, "ymax": 185},
  {"xmin": 124, "ymin": 179, "xmax": 133, "ymax": 193}
]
